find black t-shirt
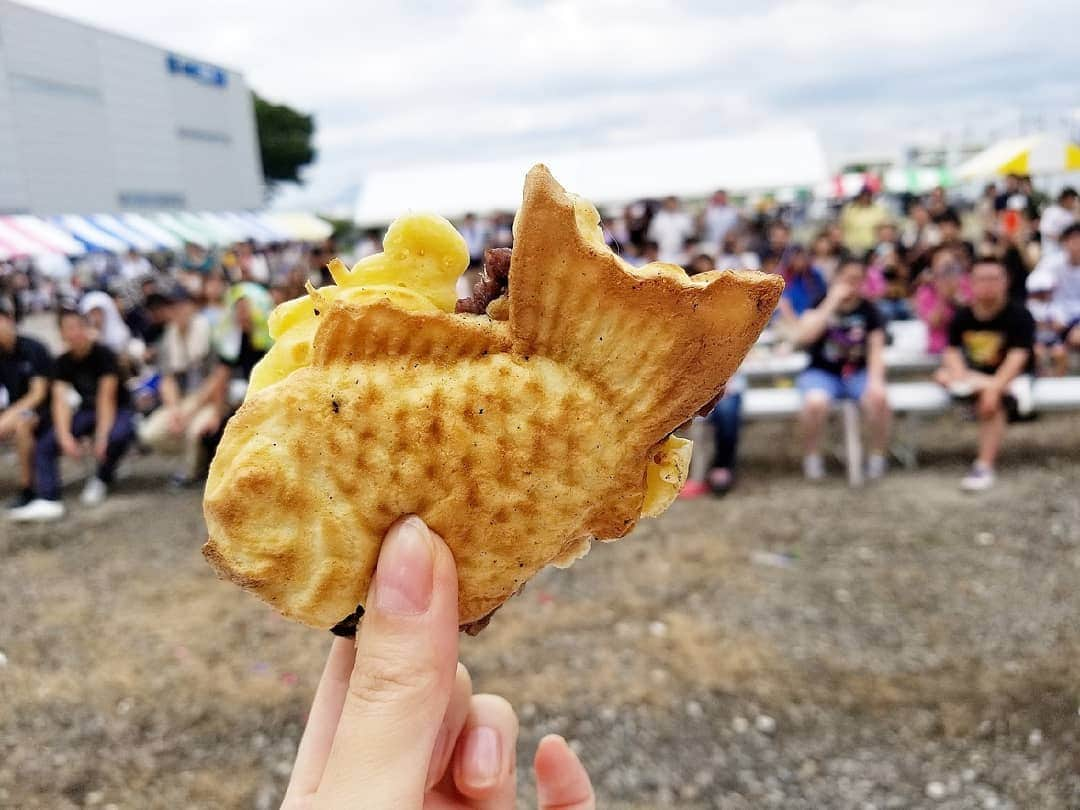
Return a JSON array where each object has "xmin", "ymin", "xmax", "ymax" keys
[
  {"xmin": 948, "ymin": 303, "xmax": 1035, "ymax": 375},
  {"xmin": 55, "ymin": 343, "xmax": 130, "ymax": 410},
  {"xmin": 807, "ymin": 299, "xmax": 883, "ymax": 376},
  {"xmin": 0, "ymin": 335, "xmax": 52, "ymax": 412}
]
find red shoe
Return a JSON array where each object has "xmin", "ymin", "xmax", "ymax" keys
[{"xmin": 679, "ymin": 479, "xmax": 709, "ymax": 499}]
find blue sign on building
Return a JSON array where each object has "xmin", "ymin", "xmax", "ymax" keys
[{"xmin": 166, "ymin": 53, "xmax": 227, "ymax": 88}]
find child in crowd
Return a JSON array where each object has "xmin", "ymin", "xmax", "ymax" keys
[{"xmin": 915, "ymin": 247, "xmax": 970, "ymax": 354}]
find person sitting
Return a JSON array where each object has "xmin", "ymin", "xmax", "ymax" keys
[
  {"xmin": 10, "ymin": 309, "xmax": 137, "ymax": 521},
  {"xmin": 0, "ymin": 297, "xmax": 52, "ymax": 510},
  {"xmin": 777, "ymin": 244, "xmax": 827, "ymax": 322},
  {"xmin": 914, "ymin": 247, "xmax": 970, "ymax": 354},
  {"xmin": 136, "ymin": 290, "xmax": 216, "ymax": 486},
  {"xmin": 1025, "ymin": 272, "xmax": 1068, "ymax": 376},
  {"xmin": 79, "ymin": 290, "xmax": 132, "ymax": 364},
  {"xmin": 705, "ymin": 371, "xmax": 746, "ymax": 496},
  {"xmin": 795, "ymin": 259, "xmax": 891, "ymax": 481},
  {"xmin": 196, "ymin": 283, "xmax": 275, "ymax": 462},
  {"xmin": 1031, "ymin": 222, "xmax": 1080, "ymax": 362},
  {"xmin": 934, "ymin": 258, "xmax": 1035, "ymax": 492},
  {"xmin": 870, "ymin": 225, "xmax": 912, "ymax": 321}
]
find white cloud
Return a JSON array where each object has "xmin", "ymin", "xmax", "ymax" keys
[{"xmin": 19, "ymin": 0, "xmax": 1080, "ymax": 210}]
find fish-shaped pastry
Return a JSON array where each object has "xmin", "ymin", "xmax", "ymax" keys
[{"xmin": 202, "ymin": 166, "xmax": 783, "ymax": 633}]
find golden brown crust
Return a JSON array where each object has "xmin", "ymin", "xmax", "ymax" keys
[{"xmin": 202, "ymin": 165, "xmax": 783, "ymax": 631}]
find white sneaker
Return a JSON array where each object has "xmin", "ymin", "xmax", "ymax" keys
[
  {"xmin": 803, "ymin": 454, "xmax": 825, "ymax": 481},
  {"xmin": 866, "ymin": 453, "xmax": 887, "ymax": 480},
  {"xmin": 947, "ymin": 380, "xmax": 976, "ymax": 398},
  {"xmin": 80, "ymin": 477, "xmax": 108, "ymax": 507},
  {"xmin": 961, "ymin": 464, "xmax": 995, "ymax": 492},
  {"xmin": 8, "ymin": 498, "xmax": 66, "ymax": 522},
  {"xmin": 1009, "ymin": 375, "xmax": 1033, "ymax": 417}
]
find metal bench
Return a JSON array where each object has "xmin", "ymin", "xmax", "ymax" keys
[{"xmin": 690, "ymin": 377, "xmax": 1080, "ymax": 487}]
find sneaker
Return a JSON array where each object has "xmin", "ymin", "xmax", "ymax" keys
[
  {"xmin": 803, "ymin": 454, "xmax": 825, "ymax": 481},
  {"xmin": 7, "ymin": 488, "xmax": 35, "ymax": 510},
  {"xmin": 679, "ymin": 480, "xmax": 709, "ymax": 499},
  {"xmin": 1009, "ymin": 375, "xmax": 1034, "ymax": 417},
  {"xmin": 866, "ymin": 453, "xmax": 887, "ymax": 481},
  {"xmin": 947, "ymin": 380, "xmax": 976, "ymax": 398},
  {"xmin": 960, "ymin": 464, "xmax": 995, "ymax": 492},
  {"xmin": 8, "ymin": 498, "xmax": 66, "ymax": 522},
  {"xmin": 707, "ymin": 467, "xmax": 735, "ymax": 496},
  {"xmin": 80, "ymin": 476, "xmax": 108, "ymax": 507}
]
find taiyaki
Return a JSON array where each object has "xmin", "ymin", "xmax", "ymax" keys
[{"xmin": 202, "ymin": 165, "xmax": 783, "ymax": 633}]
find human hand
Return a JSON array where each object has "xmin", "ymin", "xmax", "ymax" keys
[
  {"xmin": 825, "ymin": 279, "xmax": 856, "ymax": 307},
  {"xmin": 167, "ymin": 407, "xmax": 188, "ymax": 436},
  {"xmin": 0, "ymin": 409, "xmax": 16, "ymax": 438},
  {"xmin": 281, "ymin": 516, "xmax": 596, "ymax": 810},
  {"xmin": 59, "ymin": 432, "xmax": 82, "ymax": 459},
  {"xmin": 93, "ymin": 434, "xmax": 109, "ymax": 463}
]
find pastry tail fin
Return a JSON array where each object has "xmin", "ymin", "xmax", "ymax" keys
[{"xmin": 508, "ymin": 164, "xmax": 784, "ymax": 439}]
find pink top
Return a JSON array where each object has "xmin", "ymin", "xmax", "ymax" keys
[{"xmin": 915, "ymin": 277, "xmax": 971, "ymax": 354}]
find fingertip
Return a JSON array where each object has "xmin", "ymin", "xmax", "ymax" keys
[
  {"xmin": 535, "ymin": 734, "xmax": 594, "ymax": 809},
  {"xmin": 452, "ymin": 693, "xmax": 519, "ymax": 799}
]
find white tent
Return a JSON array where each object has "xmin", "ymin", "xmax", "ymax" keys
[
  {"xmin": 353, "ymin": 128, "xmax": 828, "ymax": 225},
  {"xmin": 955, "ymin": 133, "xmax": 1080, "ymax": 180}
]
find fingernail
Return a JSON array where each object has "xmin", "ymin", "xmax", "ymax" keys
[
  {"xmin": 462, "ymin": 726, "xmax": 501, "ymax": 787},
  {"xmin": 373, "ymin": 516, "xmax": 433, "ymax": 615}
]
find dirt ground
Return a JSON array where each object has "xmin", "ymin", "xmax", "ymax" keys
[{"xmin": 1, "ymin": 413, "xmax": 1079, "ymax": 809}]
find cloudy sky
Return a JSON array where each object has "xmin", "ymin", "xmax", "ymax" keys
[{"xmin": 22, "ymin": 0, "xmax": 1080, "ymax": 210}]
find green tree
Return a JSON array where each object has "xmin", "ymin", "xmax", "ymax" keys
[{"xmin": 253, "ymin": 92, "xmax": 316, "ymax": 189}]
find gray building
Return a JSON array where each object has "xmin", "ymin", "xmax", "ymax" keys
[{"xmin": 0, "ymin": 1, "xmax": 263, "ymax": 216}]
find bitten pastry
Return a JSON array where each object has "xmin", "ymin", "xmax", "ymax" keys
[{"xmin": 202, "ymin": 166, "xmax": 783, "ymax": 633}]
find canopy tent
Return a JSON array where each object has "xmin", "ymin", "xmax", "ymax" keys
[
  {"xmin": 955, "ymin": 134, "xmax": 1080, "ymax": 179},
  {"xmin": 52, "ymin": 215, "xmax": 131, "ymax": 253},
  {"xmin": 89, "ymin": 214, "xmax": 158, "ymax": 252},
  {"xmin": 0, "ymin": 219, "xmax": 47, "ymax": 257},
  {"xmin": 353, "ymin": 128, "xmax": 828, "ymax": 225},
  {"xmin": 263, "ymin": 212, "xmax": 334, "ymax": 242},
  {"xmin": 222, "ymin": 211, "xmax": 288, "ymax": 244},
  {"xmin": 196, "ymin": 212, "xmax": 249, "ymax": 244},
  {"xmin": 1, "ymin": 215, "xmax": 85, "ymax": 256},
  {"xmin": 119, "ymin": 213, "xmax": 184, "ymax": 251},
  {"xmin": 152, "ymin": 212, "xmax": 212, "ymax": 247}
]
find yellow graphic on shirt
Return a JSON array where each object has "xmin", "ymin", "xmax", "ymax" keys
[{"xmin": 962, "ymin": 330, "xmax": 1005, "ymax": 368}]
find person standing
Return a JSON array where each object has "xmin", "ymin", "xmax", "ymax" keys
[
  {"xmin": 647, "ymin": 196, "xmax": 695, "ymax": 264},
  {"xmin": 0, "ymin": 297, "xmax": 52, "ymax": 509},
  {"xmin": 934, "ymin": 258, "xmax": 1035, "ymax": 492},
  {"xmin": 459, "ymin": 213, "xmax": 488, "ymax": 269},
  {"xmin": 701, "ymin": 190, "xmax": 739, "ymax": 252},
  {"xmin": 11, "ymin": 309, "xmax": 136, "ymax": 521},
  {"xmin": 795, "ymin": 260, "xmax": 891, "ymax": 481},
  {"xmin": 1038, "ymin": 188, "xmax": 1078, "ymax": 264},
  {"xmin": 136, "ymin": 290, "xmax": 216, "ymax": 485},
  {"xmin": 1030, "ymin": 222, "xmax": 1080, "ymax": 356},
  {"xmin": 839, "ymin": 186, "xmax": 890, "ymax": 257}
]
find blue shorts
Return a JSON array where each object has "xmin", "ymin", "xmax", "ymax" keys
[{"xmin": 797, "ymin": 368, "xmax": 868, "ymax": 401}]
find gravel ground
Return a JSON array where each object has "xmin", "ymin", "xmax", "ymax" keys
[{"xmin": 1, "ymin": 414, "xmax": 1078, "ymax": 809}]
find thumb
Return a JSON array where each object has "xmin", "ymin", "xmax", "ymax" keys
[{"xmin": 313, "ymin": 516, "xmax": 460, "ymax": 810}]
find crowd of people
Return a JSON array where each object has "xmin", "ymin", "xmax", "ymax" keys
[
  {"xmin": 0, "ymin": 240, "xmax": 332, "ymax": 521},
  {"xmin": 2, "ymin": 175, "xmax": 1079, "ymax": 521}
]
